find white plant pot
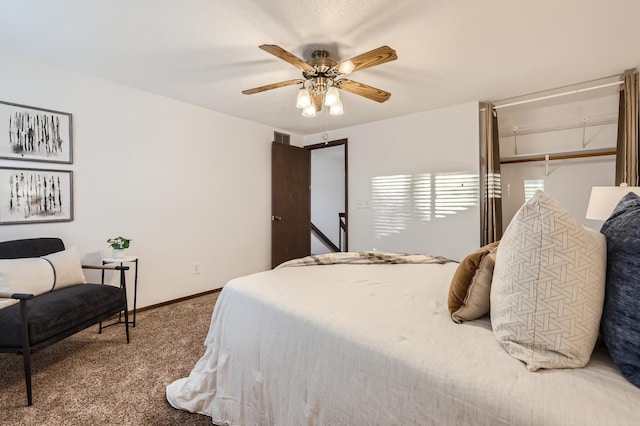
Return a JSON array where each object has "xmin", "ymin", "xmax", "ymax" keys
[{"xmin": 112, "ymin": 249, "xmax": 125, "ymax": 259}]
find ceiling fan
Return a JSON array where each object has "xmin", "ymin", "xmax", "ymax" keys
[{"xmin": 242, "ymin": 44, "xmax": 397, "ymax": 117}]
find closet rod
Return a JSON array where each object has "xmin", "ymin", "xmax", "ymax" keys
[
  {"xmin": 501, "ymin": 148, "xmax": 616, "ymax": 164},
  {"xmin": 493, "ymin": 80, "xmax": 623, "ymax": 110}
]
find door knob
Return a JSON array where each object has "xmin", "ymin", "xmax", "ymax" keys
[{"xmin": 271, "ymin": 215, "xmax": 282, "ymax": 221}]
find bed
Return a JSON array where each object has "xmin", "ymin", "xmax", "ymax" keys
[
  {"xmin": 167, "ymin": 191, "xmax": 640, "ymax": 425},
  {"xmin": 166, "ymin": 253, "xmax": 640, "ymax": 425}
]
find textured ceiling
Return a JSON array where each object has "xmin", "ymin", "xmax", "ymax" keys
[{"xmin": 1, "ymin": 0, "xmax": 639, "ymax": 135}]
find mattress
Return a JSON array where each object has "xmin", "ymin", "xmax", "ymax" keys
[{"xmin": 166, "ymin": 261, "xmax": 640, "ymax": 425}]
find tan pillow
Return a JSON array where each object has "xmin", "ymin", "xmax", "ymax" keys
[
  {"xmin": 448, "ymin": 241, "xmax": 499, "ymax": 323},
  {"xmin": 42, "ymin": 246, "xmax": 86, "ymax": 290}
]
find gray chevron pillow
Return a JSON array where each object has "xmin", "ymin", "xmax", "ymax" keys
[
  {"xmin": 491, "ymin": 190, "xmax": 606, "ymax": 371},
  {"xmin": 600, "ymin": 192, "xmax": 640, "ymax": 387}
]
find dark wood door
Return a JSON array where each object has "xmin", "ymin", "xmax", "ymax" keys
[{"xmin": 271, "ymin": 142, "xmax": 310, "ymax": 268}]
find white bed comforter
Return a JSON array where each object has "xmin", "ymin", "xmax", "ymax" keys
[{"xmin": 166, "ymin": 261, "xmax": 640, "ymax": 425}]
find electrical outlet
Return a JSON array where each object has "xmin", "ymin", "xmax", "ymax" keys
[{"xmin": 193, "ymin": 263, "xmax": 200, "ymax": 275}]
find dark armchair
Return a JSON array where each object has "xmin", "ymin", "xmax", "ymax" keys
[{"xmin": 0, "ymin": 237, "xmax": 130, "ymax": 406}]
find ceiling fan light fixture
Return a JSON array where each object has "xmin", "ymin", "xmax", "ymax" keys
[
  {"xmin": 242, "ymin": 44, "xmax": 397, "ymax": 118},
  {"xmin": 324, "ymin": 86, "xmax": 340, "ymax": 106},
  {"xmin": 296, "ymin": 88, "xmax": 312, "ymax": 109},
  {"xmin": 302, "ymin": 101, "xmax": 317, "ymax": 117},
  {"xmin": 329, "ymin": 99, "xmax": 344, "ymax": 116}
]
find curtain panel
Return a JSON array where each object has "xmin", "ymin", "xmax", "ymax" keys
[
  {"xmin": 479, "ymin": 103, "xmax": 502, "ymax": 246},
  {"xmin": 615, "ymin": 71, "xmax": 639, "ymax": 186}
]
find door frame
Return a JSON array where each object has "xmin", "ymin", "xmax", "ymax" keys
[{"xmin": 306, "ymin": 138, "xmax": 348, "ymax": 251}]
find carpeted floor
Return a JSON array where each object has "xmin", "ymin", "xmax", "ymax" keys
[{"xmin": 0, "ymin": 291, "xmax": 220, "ymax": 425}]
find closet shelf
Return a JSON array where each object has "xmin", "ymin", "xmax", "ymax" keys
[
  {"xmin": 501, "ymin": 147, "xmax": 616, "ymax": 164},
  {"xmin": 499, "ymin": 114, "xmax": 618, "ymax": 137}
]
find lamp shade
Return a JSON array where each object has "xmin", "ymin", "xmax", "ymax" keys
[
  {"xmin": 337, "ymin": 60, "xmax": 355, "ymax": 75},
  {"xmin": 329, "ymin": 99, "xmax": 344, "ymax": 116},
  {"xmin": 324, "ymin": 87, "xmax": 340, "ymax": 106},
  {"xmin": 586, "ymin": 186, "xmax": 640, "ymax": 220},
  {"xmin": 302, "ymin": 102, "xmax": 316, "ymax": 117},
  {"xmin": 296, "ymin": 88, "xmax": 311, "ymax": 109}
]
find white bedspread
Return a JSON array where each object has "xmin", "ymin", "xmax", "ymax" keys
[{"xmin": 166, "ymin": 262, "xmax": 640, "ymax": 425}]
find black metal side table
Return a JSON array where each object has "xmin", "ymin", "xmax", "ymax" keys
[{"xmin": 101, "ymin": 256, "xmax": 139, "ymax": 328}]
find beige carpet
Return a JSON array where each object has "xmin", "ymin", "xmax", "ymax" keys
[{"xmin": 0, "ymin": 291, "xmax": 220, "ymax": 425}]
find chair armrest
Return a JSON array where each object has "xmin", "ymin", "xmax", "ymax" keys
[
  {"xmin": 83, "ymin": 264, "xmax": 129, "ymax": 291},
  {"xmin": 82, "ymin": 264, "xmax": 130, "ymax": 271},
  {"xmin": 0, "ymin": 292, "xmax": 34, "ymax": 300}
]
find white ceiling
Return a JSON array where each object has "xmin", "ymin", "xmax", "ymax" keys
[{"xmin": 1, "ymin": 0, "xmax": 639, "ymax": 136}]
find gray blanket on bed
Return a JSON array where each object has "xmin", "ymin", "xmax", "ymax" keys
[{"xmin": 276, "ymin": 251, "xmax": 453, "ymax": 268}]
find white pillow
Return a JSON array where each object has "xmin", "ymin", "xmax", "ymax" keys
[
  {"xmin": 0, "ymin": 258, "xmax": 54, "ymax": 309},
  {"xmin": 42, "ymin": 246, "xmax": 86, "ymax": 290},
  {"xmin": 490, "ymin": 190, "xmax": 606, "ymax": 371},
  {"xmin": 0, "ymin": 247, "xmax": 87, "ymax": 310}
]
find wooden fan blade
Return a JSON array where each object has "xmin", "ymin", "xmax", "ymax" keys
[
  {"xmin": 311, "ymin": 92, "xmax": 323, "ymax": 112},
  {"xmin": 336, "ymin": 46, "xmax": 397, "ymax": 74},
  {"xmin": 337, "ymin": 79, "xmax": 391, "ymax": 103},
  {"xmin": 242, "ymin": 79, "xmax": 303, "ymax": 95},
  {"xmin": 259, "ymin": 45, "xmax": 315, "ymax": 73}
]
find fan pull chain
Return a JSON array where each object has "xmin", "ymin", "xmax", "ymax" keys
[{"xmin": 323, "ymin": 107, "xmax": 329, "ymax": 142}]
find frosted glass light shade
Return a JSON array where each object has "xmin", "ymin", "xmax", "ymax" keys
[
  {"xmin": 296, "ymin": 88, "xmax": 311, "ymax": 109},
  {"xmin": 586, "ymin": 186, "xmax": 640, "ymax": 220},
  {"xmin": 338, "ymin": 60, "xmax": 355, "ymax": 75},
  {"xmin": 302, "ymin": 103, "xmax": 316, "ymax": 117},
  {"xmin": 324, "ymin": 87, "xmax": 340, "ymax": 106},
  {"xmin": 329, "ymin": 99, "xmax": 344, "ymax": 116}
]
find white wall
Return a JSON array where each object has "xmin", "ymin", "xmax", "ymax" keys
[
  {"xmin": 501, "ymin": 157, "xmax": 615, "ymax": 231},
  {"xmin": 0, "ymin": 54, "xmax": 302, "ymax": 308},
  {"xmin": 304, "ymin": 102, "xmax": 480, "ymax": 261}
]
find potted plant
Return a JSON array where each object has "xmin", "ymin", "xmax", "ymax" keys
[{"xmin": 107, "ymin": 236, "xmax": 131, "ymax": 259}]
